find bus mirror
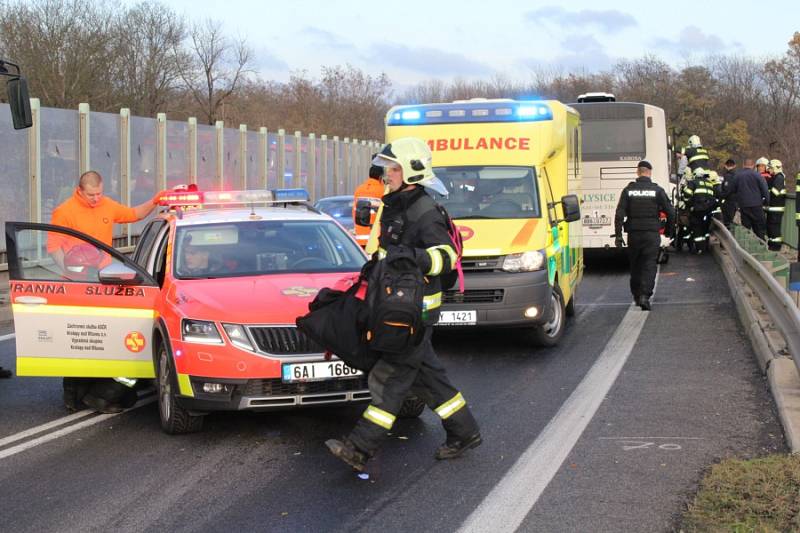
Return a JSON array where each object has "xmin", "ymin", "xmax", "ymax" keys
[
  {"xmin": 561, "ymin": 194, "xmax": 580, "ymax": 223},
  {"xmin": 355, "ymin": 199, "xmax": 372, "ymax": 226},
  {"xmin": 7, "ymin": 76, "xmax": 32, "ymax": 130}
]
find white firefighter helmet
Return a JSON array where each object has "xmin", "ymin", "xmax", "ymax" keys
[
  {"xmin": 693, "ymin": 167, "xmax": 709, "ymax": 179},
  {"xmin": 755, "ymin": 157, "xmax": 769, "ymax": 168},
  {"xmin": 707, "ymin": 170, "xmax": 721, "ymax": 185},
  {"xmin": 769, "ymin": 159, "xmax": 783, "ymax": 174},
  {"xmin": 688, "ymin": 135, "xmax": 701, "ymax": 148},
  {"xmin": 372, "ymin": 137, "xmax": 448, "ymax": 195}
]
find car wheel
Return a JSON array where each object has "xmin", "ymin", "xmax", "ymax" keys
[
  {"xmin": 157, "ymin": 344, "xmax": 204, "ymax": 434},
  {"xmin": 398, "ymin": 395, "xmax": 426, "ymax": 418},
  {"xmin": 530, "ymin": 284, "xmax": 566, "ymax": 347}
]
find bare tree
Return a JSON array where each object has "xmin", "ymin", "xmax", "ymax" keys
[{"xmin": 178, "ymin": 18, "xmax": 252, "ymax": 125}]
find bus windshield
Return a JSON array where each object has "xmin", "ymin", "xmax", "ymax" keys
[
  {"xmin": 429, "ymin": 166, "xmax": 540, "ymax": 219},
  {"xmin": 575, "ymin": 102, "xmax": 645, "ymax": 161}
]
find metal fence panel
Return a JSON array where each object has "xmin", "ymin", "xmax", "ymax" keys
[
  {"xmin": 89, "ymin": 111, "xmax": 123, "ymax": 236},
  {"xmin": 223, "ymin": 127, "xmax": 241, "ymax": 189},
  {"xmin": 0, "ymin": 104, "xmax": 29, "ymax": 232},
  {"xmin": 196, "ymin": 124, "xmax": 217, "ymax": 191},
  {"xmin": 130, "ymin": 115, "xmax": 157, "ymax": 235},
  {"xmin": 166, "ymin": 120, "xmax": 189, "ymax": 188},
  {"xmin": 783, "ymin": 194, "xmax": 797, "ymax": 249},
  {"xmin": 246, "ymin": 130, "xmax": 261, "ymax": 190},
  {"xmin": 40, "ymin": 107, "xmax": 79, "ymax": 225}
]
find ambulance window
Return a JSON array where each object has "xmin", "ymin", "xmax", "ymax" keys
[
  {"xmin": 429, "ymin": 166, "xmax": 540, "ymax": 219},
  {"xmin": 134, "ymin": 220, "xmax": 167, "ymax": 268}
]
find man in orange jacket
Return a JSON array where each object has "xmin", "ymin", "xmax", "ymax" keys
[
  {"xmin": 48, "ymin": 170, "xmax": 163, "ymax": 413},
  {"xmin": 352, "ymin": 157, "xmax": 386, "ymax": 248}
]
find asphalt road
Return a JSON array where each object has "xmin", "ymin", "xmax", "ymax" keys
[{"xmin": 0, "ymin": 252, "xmax": 785, "ymax": 533}]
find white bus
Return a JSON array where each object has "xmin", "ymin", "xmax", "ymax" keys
[{"xmin": 571, "ymin": 93, "xmax": 672, "ymax": 249}]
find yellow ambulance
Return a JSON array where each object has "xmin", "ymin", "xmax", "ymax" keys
[{"xmin": 385, "ymin": 99, "xmax": 583, "ymax": 346}]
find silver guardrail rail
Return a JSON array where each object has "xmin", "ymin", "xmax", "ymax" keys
[{"xmin": 713, "ymin": 218, "xmax": 800, "ymax": 370}]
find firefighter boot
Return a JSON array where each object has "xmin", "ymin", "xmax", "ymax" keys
[
  {"xmin": 326, "ymin": 438, "xmax": 368, "ymax": 472},
  {"xmin": 637, "ymin": 295, "xmax": 651, "ymax": 311},
  {"xmin": 435, "ymin": 433, "xmax": 482, "ymax": 460}
]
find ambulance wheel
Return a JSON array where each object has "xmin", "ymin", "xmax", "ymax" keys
[
  {"xmin": 398, "ymin": 395, "xmax": 426, "ymax": 419},
  {"xmin": 157, "ymin": 344, "xmax": 204, "ymax": 434},
  {"xmin": 530, "ymin": 284, "xmax": 565, "ymax": 347}
]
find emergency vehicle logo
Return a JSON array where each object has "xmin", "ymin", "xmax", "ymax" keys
[
  {"xmin": 281, "ymin": 286, "xmax": 319, "ymax": 298},
  {"xmin": 124, "ymin": 331, "xmax": 146, "ymax": 353},
  {"xmin": 457, "ymin": 226, "xmax": 474, "ymax": 241},
  {"xmin": 102, "ymin": 217, "xmax": 109, "ymax": 224}
]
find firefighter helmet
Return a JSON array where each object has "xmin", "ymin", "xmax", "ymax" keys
[
  {"xmin": 693, "ymin": 167, "xmax": 709, "ymax": 178},
  {"xmin": 769, "ymin": 159, "xmax": 783, "ymax": 174},
  {"xmin": 688, "ymin": 135, "xmax": 701, "ymax": 148},
  {"xmin": 372, "ymin": 137, "xmax": 448, "ymax": 195},
  {"xmin": 755, "ymin": 157, "xmax": 769, "ymax": 168}
]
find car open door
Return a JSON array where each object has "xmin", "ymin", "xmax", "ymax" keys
[{"xmin": 5, "ymin": 222, "xmax": 158, "ymax": 378}]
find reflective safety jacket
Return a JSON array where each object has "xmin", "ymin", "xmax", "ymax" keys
[
  {"xmin": 765, "ymin": 172, "xmax": 787, "ymax": 214},
  {"xmin": 682, "ymin": 177, "xmax": 718, "ymax": 213},
  {"xmin": 352, "ymin": 177, "xmax": 385, "ymax": 246},
  {"xmin": 681, "ymin": 146, "xmax": 710, "ymax": 171},
  {"xmin": 377, "ymin": 187, "xmax": 456, "ymax": 325}
]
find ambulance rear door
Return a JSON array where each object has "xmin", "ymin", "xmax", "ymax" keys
[{"xmin": 5, "ymin": 222, "xmax": 158, "ymax": 378}]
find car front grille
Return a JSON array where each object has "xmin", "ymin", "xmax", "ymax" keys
[
  {"xmin": 443, "ymin": 289, "xmax": 504, "ymax": 304},
  {"xmin": 241, "ymin": 376, "xmax": 369, "ymax": 396},
  {"xmin": 461, "ymin": 255, "xmax": 502, "ymax": 272},
  {"xmin": 248, "ymin": 326, "xmax": 323, "ymax": 355}
]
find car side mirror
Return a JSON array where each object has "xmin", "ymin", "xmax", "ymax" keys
[
  {"xmin": 355, "ymin": 199, "xmax": 372, "ymax": 226},
  {"xmin": 7, "ymin": 76, "xmax": 32, "ymax": 130},
  {"xmin": 98, "ymin": 263, "xmax": 142, "ymax": 285},
  {"xmin": 561, "ymin": 194, "xmax": 581, "ymax": 223}
]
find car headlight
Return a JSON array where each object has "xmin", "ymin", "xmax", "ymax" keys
[
  {"xmin": 502, "ymin": 250, "xmax": 546, "ymax": 272},
  {"xmin": 222, "ymin": 323, "xmax": 255, "ymax": 351},
  {"xmin": 182, "ymin": 319, "xmax": 223, "ymax": 344}
]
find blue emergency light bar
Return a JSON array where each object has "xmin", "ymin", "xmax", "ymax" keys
[
  {"xmin": 386, "ymin": 101, "xmax": 553, "ymax": 126},
  {"xmin": 272, "ymin": 188, "xmax": 310, "ymax": 202}
]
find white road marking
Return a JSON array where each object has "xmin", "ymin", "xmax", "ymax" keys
[
  {"xmin": 459, "ymin": 266, "xmax": 659, "ymax": 533},
  {"xmin": 0, "ymin": 332, "xmax": 16, "ymax": 342},
  {"xmin": 0, "ymin": 395, "xmax": 155, "ymax": 460},
  {"xmin": 0, "ymin": 409, "xmax": 95, "ymax": 448}
]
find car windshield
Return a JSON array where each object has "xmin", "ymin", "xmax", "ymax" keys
[
  {"xmin": 428, "ymin": 166, "xmax": 541, "ymax": 219},
  {"xmin": 315, "ymin": 197, "xmax": 354, "ymax": 229},
  {"xmin": 173, "ymin": 220, "xmax": 365, "ymax": 279}
]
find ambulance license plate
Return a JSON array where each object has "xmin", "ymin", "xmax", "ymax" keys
[
  {"xmin": 437, "ymin": 310, "xmax": 477, "ymax": 325},
  {"xmin": 282, "ymin": 361, "xmax": 362, "ymax": 383}
]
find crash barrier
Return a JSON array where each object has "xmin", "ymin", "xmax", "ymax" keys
[
  {"xmin": 712, "ymin": 219, "xmax": 800, "ymax": 372},
  {"xmin": 0, "ymin": 101, "xmax": 381, "ymax": 265}
]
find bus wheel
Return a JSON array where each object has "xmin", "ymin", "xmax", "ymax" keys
[{"xmin": 530, "ymin": 285, "xmax": 565, "ymax": 347}]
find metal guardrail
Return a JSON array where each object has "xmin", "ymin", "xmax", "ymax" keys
[{"xmin": 713, "ymin": 218, "xmax": 800, "ymax": 371}]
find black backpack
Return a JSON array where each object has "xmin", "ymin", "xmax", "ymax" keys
[{"xmin": 364, "ymin": 249, "xmax": 425, "ymax": 353}]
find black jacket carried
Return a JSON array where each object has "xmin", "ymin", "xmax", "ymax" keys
[
  {"xmin": 731, "ymin": 168, "xmax": 769, "ymax": 208},
  {"xmin": 378, "ymin": 186, "xmax": 456, "ymax": 326},
  {"xmin": 614, "ymin": 176, "xmax": 676, "ymax": 235}
]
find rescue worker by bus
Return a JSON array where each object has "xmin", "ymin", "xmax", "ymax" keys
[
  {"xmin": 614, "ymin": 160, "xmax": 675, "ymax": 311},
  {"xmin": 326, "ymin": 137, "xmax": 481, "ymax": 471},
  {"xmin": 730, "ymin": 159, "xmax": 769, "ymax": 241},
  {"xmin": 681, "ymin": 135, "xmax": 710, "ymax": 172},
  {"xmin": 682, "ymin": 168, "xmax": 718, "ymax": 254},
  {"xmin": 48, "ymin": 170, "xmax": 163, "ymax": 413},
  {"xmin": 352, "ymin": 155, "xmax": 386, "ymax": 248},
  {"xmin": 764, "ymin": 159, "xmax": 787, "ymax": 251}
]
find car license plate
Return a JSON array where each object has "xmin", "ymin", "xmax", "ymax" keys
[
  {"xmin": 437, "ymin": 310, "xmax": 477, "ymax": 325},
  {"xmin": 282, "ymin": 361, "xmax": 363, "ymax": 383}
]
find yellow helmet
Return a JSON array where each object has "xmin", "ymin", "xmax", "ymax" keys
[
  {"xmin": 373, "ymin": 137, "xmax": 447, "ymax": 195},
  {"xmin": 769, "ymin": 159, "xmax": 783, "ymax": 174},
  {"xmin": 688, "ymin": 135, "xmax": 701, "ymax": 148},
  {"xmin": 755, "ymin": 157, "xmax": 769, "ymax": 168}
]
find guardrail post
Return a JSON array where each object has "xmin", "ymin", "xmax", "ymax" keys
[
  {"xmin": 78, "ymin": 103, "xmax": 90, "ymax": 175},
  {"xmin": 332, "ymin": 136, "xmax": 340, "ymax": 195},
  {"xmin": 215, "ymin": 120, "xmax": 224, "ymax": 189},
  {"xmin": 277, "ymin": 129, "xmax": 286, "ymax": 188},
  {"xmin": 188, "ymin": 117, "xmax": 197, "ymax": 184},
  {"xmin": 240, "ymin": 124, "xmax": 247, "ymax": 189},
  {"xmin": 156, "ymin": 113, "xmax": 167, "ymax": 192},
  {"xmin": 28, "ymin": 98, "xmax": 41, "ymax": 225},
  {"xmin": 320, "ymin": 134, "xmax": 328, "ymax": 197},
  {"xmin": 120, "ymin": 108, "xmax": 131, "ymax": 246},
  {"xmin": 259, "ymin": 127, "xmax": 268, "ymax": 189},
  {"xmin": 308, "ymin": 133, "xmax": 316, "ymax": 201}
]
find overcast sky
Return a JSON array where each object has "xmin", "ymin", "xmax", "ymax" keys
[{"xmin": 127, "ymin": 0, "xmax": 798, "ymax": 86}]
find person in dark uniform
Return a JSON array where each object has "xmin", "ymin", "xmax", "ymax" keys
[
  {"xmin": 730, "ymin": 158, "xmax": 769, "ymax": 241},
  {"xmin": 682, "ymin": 168, "xmax": 718, "ymax": 254},
  {"xmin": 681, "ymin": 135, "xmax": 710, "ymax": 172},
  {"xmin": 614, "ymin": 160, "xmax": 676, "ymax": 311},
  {"xmin": 765, "ymin": 159, "xmax": 787, "ymax": 251},
  {"xmin": 720, "ymin": 159, "xmax": 738, "ymax": 227},
  {"xmin": 326, "ymin": 137, "xmax": 481, "ymax": 472}
]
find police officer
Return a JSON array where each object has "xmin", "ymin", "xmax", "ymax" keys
[
  {"xmin": 720, "ymin": 159, "xmax": 738, "ymax": 227},
  {"xmin": 730, "ymin": 159, "xmax": 769, "ymax": 241},
  {"xmin": 614, "ymin": 160, "xmax": 676, "ymax": 310},
  {"xmin": 681, "ymin": 135, "xmax": 710, "ymax": 172},
  {"xmin": 765, "ymin": 159, "xmax": 787, "ymax": 251},
  {"xmin": 326, "ymin": 137, "xmax": 481, "ymax": 471},
  {"xmin": 682, "ymin": 168, "xmax": 718, "ymax": 254}
]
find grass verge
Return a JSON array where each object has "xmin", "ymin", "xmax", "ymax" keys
[{"xmin": 681, "ymin": 454, "xmax": 800, "ymax": 532}]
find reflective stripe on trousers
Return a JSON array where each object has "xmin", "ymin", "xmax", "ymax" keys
[{"xmin": 435, "ymin": 392, "xmax": 467, "ymax": 419}]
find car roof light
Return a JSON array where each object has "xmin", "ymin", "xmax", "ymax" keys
[{"xmin": 158, "ymin": 186, "xmax": 310, "ymax": 208}]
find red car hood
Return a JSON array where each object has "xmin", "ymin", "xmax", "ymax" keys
[{"xmin": 170, "ymin": 272, "xmax": 359, "ymax": 324}]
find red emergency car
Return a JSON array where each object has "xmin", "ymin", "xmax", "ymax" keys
[{"xmin": 6, "ymin": 189, "xmax": 370, "ymax": 433}]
